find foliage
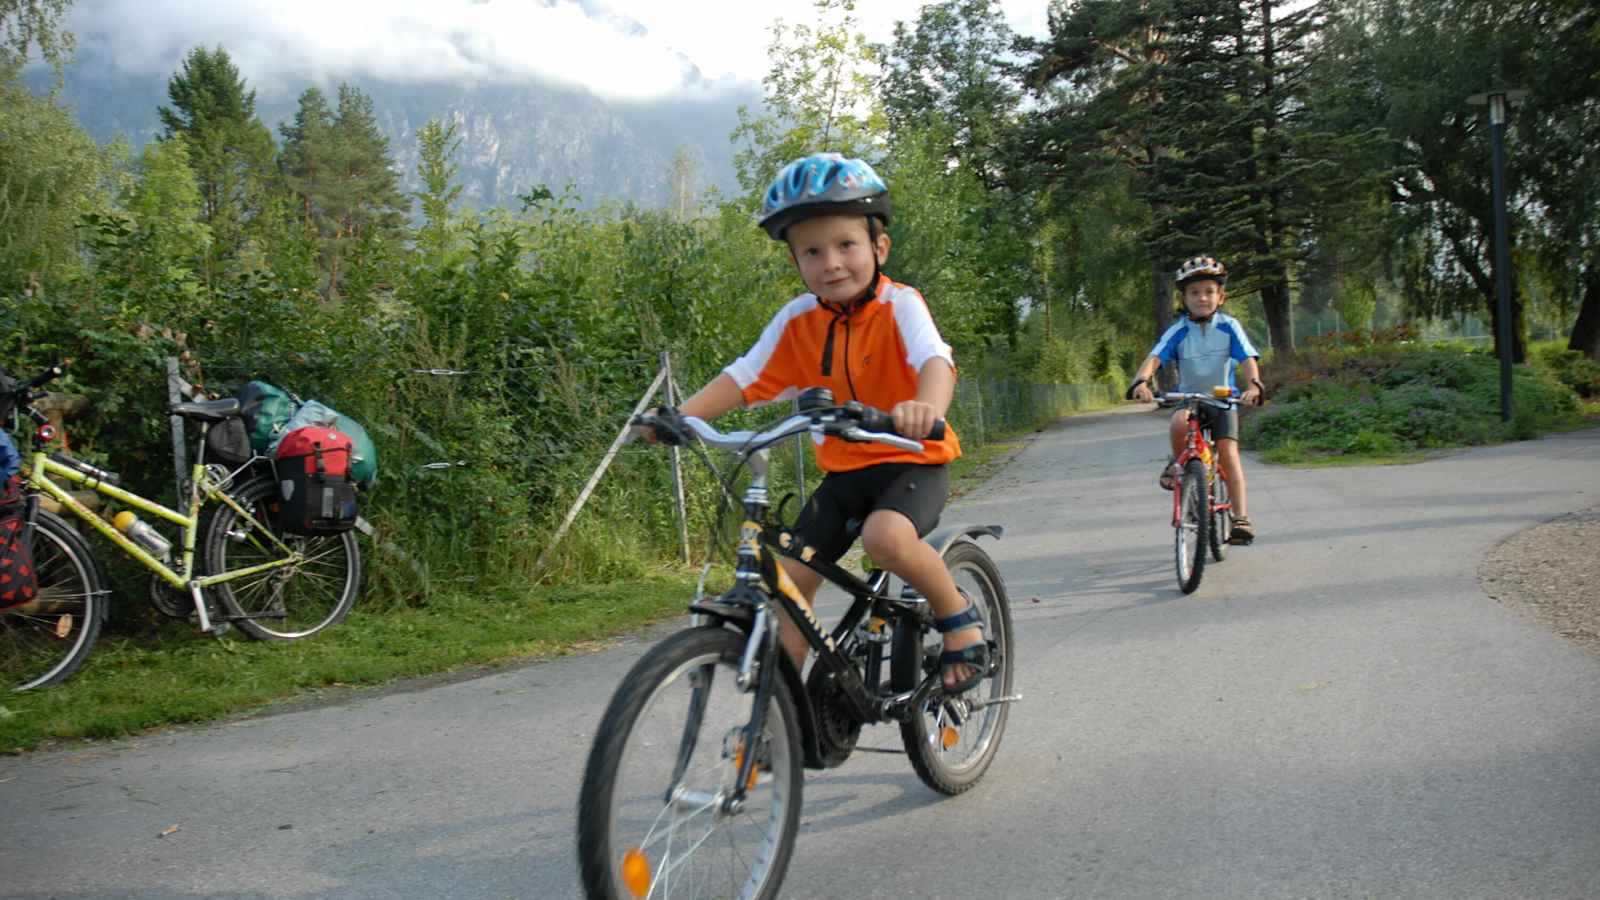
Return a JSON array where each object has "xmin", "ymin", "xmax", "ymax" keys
[
  {"xmin": 1531, "ymin": 343, "xmax": 1600, "ymax": 399},
  {"xmin": 1246, "ymin": 345, "xmax": 1581, "ymax": 459},
  {"xmin": 0, "ymin": 0, "xmax": 73, "ymax": 78}
]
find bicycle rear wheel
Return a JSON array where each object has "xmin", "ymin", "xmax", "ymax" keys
[
  {"xmin": 578, "ymin": 626, "xmax": 803, "ymax": 900},
  {"xmin": 1209, "ymin": 466, "xmax": 1232, "ymax": 562},
  {"xmin": 1176, "ymin": 459, "xmax": 1208, "ymax": 593},
  {"xmin": 891, "ymin": 539, "xmax": 1014, "ymax": 795},
  {"xmin": 3, "ymin": 509, "xmax": 106, "ymax": 691},
  {"xmin": 204, "ymin": 478, "xmax": 359, "ymax": 641}
]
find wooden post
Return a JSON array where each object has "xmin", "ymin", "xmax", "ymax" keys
[
  {"xmin": 534, "ymin": 365, "xmax": 667, "ymax": 575},
  {"xmin": 166, "ymin": 358, "xmax": 188, "ymax": 504},
  {"xmin": 662, "ymin": 351, "xmax": 689, "ymax": 563}
]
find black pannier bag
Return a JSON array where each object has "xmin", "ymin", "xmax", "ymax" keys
[
  {"xmin": 273, "ymin": 426, "xmax": 358, "ymax": 535},
  {"xmin": 204, "ymin": 416, "xmax": 254, "ymax": 466}
]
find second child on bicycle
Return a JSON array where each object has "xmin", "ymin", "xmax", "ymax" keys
[
  {"xmin": 1129, "ymin": 256, "xmax": 1265, "ymax": 543},
  {"xmin": 638, "ymin": 152, "xmax": 989, "ymax": 694}
]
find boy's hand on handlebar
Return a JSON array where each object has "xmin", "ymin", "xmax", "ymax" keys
[
  {"xmin": 631, "ymin": 406, "xmax": 686, "ymax": 445},
  {"xmin": 890, "ymin": 400, "xmax": 940, "ymax": 440},
  {"xmin": 1129, "ymin": 381, "xmax": 1155, "ymax": 403},
  {"xmin": 1240, "ymin": 386, "xmax": 1263, "ymax": 407}
]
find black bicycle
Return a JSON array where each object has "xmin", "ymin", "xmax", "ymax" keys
[{"xmin": 576, "ymin": 393, "xmax": 1016, "ymax": 899}]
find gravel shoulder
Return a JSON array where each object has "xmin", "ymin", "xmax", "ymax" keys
[{"xmin": 1479, "ymin": 505, "xmax": 1600, "ymax": 656}]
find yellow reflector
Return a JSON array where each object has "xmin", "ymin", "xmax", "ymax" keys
[
  {"xmin": 1211, "ymin": 385, "xmax": 1233, "ymax": 398},
  {"xmin": 622, "ymin": 848, "xmax": 652, "ymax": 897},
  {"xmin": 940, "ymin": 725, "xmax": 959, "ymax": 750},
  {"xmin": 55, "ymin": 615, "xmax": 73, "ymax": 639}
]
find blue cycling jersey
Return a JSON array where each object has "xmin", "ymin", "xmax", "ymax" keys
[
  {"xmin": 0, "ymin": 430, "xmax": 19, "ymax": 480},
  {"xmin": 1147, "ymin": 312, "xmax": 1260, "ymax": 393}
]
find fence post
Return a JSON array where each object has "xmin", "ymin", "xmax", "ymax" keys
[
  {"xmin": 662, "ymin": 351, "xmax": 689, "ymax": 563},
  {"xmin": 534, "ymin": 365, "xmax": 668, "ymax": 576},
  {"xmin": 166, "ymin": 357, "xmax": 188, "ymax": 504}
]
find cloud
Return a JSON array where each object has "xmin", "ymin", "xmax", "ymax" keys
[{"xmin": 66, "ymin": 0, "xmax": 1051, "ymax": 102}]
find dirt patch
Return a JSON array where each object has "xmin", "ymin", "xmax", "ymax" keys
[{"xmin": 1479, "ymin": 506, "xmax": 1600, "ymax": 655}]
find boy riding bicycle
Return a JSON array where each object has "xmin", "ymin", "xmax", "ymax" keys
[
  {"xmin": 639, "ymin": 152, "xmax": 988, "ymax": 694},
  {"xmin": 1129, "ymin": 256, "xmax": 1264, "ymax": 544}
]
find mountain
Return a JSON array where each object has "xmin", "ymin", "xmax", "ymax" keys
[{"xmin": 33, "ymin": 58, "xmax": 757, "ymax": 212}]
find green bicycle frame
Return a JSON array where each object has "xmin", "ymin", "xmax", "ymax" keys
[{"xmin": 26, "ymin": 452, "xmax": 300, "ymax": 595}]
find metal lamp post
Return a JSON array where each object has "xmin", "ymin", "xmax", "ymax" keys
[{"xmin": 1467, "ymin": 88, "xmax": 1528, "ymax": 423}]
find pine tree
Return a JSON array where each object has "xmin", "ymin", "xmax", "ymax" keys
[{"xmin": 158, "ymin": 46, "xmax": 277, "ymax": 278}]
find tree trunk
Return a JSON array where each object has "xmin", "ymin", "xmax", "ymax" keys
[
  {"xmin": 1483, "ymin": 286, "xmax": 1529, "ymax": 364},
  {"xmin": 1567, "ymin": 266, "xmax": 1600, "ymax": 361},
  {"xmin": 1152, "ymin": 256, "xmax": 1173, "ymax": 344},
  {"xmin": 1260, "ymin": 279, "xmax": 1294, "ymax": 359}
]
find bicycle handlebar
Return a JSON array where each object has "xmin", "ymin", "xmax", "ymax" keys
[
  {"xmin": 1156, "ymin": 391, "xmax": 1240, "ymax": 410},
  {"xmin": 635, "ymin": 402, "xmax": 944, "ymax": 456}
]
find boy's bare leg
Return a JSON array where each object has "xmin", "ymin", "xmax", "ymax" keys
[
  {"xmin": 774, "ymin": 557, "xmax": 824, "ymax": 672},
  {"xmin": 1168, "ymin": 409, "xmax": 1189, "ymax": 459},
  {"xmin": 1216, "ymin": 438, "xmax": 1249, "ymax": 519},
  {"xmin": 860, "ymin": 510, "xmax": 982, "ymax": 690}
]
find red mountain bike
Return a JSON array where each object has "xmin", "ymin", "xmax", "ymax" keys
[{"xmin": 1158, "ymin": 389, "xmax": 1239, "ymax": 593}]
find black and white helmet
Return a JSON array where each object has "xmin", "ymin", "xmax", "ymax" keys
[{"xmin": 1175, "ymin": 256, "xmax": 1228, "ymax": 288}]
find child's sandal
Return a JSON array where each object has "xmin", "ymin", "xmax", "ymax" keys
[
  {"xmin": 1229, "ymin": 516, "xmax": 1255, "ymax": 545},
  {"xmin": 1158, "ymin": 456, "xmax": 1180, "ymax": 491},
  {"xmin": 934, "ymin": 604, "xmax": 991, "ymax": 695}
]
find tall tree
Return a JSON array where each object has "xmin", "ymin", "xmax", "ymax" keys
[
  {"xmin": 0, "ymin": 0, "xmax": 73, "ymax": 78},
  {"xmin": 730, "ymin": 0, "xmax": 886, "ymax": 197},
  {"xmin": 158, "ymin": 46, "xmax": 277, "ymax": 277},
  {"xmin": 1015, "ymin": 0, "xmax": 1183, "ymax": 343},
  {"xmin": 0, "ymin": 77, "xmax": 109, "ymax": 292},
  {"xmin": 413, "ymin": 117, "xmax": 463, "ymax": 268},
  {"xmin": 279, "ymin": 83, "xmax": 406, "ymax": 299}
]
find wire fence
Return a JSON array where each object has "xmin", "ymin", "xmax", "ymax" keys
[{"xmin": 171, "ymin": 354, "xmax": 1118, "ymax": 588}]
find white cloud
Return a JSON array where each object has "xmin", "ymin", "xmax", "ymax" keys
[{"xmin": 68, "ymin": 0, "xmax": 1050, "ymax": 101}]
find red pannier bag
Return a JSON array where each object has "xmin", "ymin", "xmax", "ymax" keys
[
  {"xmin": 273, "ymin": 427, "xmax": 358, "ymax": 535},
  {"xmin": 0, "ymin": 474, "xmax": 37, "ymax": 610}
]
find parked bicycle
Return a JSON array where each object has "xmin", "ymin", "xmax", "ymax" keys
[
  {"xmin": 576, "ymin": 395, "xmax": 1016, "ymax": 900},
  {"xmin": 1158, "ymin": 389, "xmax": 1239, "ymax": 593},
  {"xmin": 1, "ymin": 364, "xmax": 360, "ymax": 692}
]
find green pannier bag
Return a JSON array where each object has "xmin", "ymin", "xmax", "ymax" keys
[{"xmin": 235, "ymin": 381, "xmax": 300, "ymax": 455}]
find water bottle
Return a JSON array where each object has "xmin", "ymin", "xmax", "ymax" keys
[{"xmin": 113, "ymin": 511, "xmax": 171, "ymax": 560}]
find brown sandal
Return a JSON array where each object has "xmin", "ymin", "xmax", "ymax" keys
[
  {"xmin": 1158, "ymin": 458, "xmax": 1179, "ymax": 491},
  {"xmin": 1229, "ymin": 516, "xmax": 1255, "ymax": 545}
]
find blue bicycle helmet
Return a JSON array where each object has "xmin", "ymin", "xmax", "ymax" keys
[{"xmin": 758, "ymin": 152, "xmax": 892, "ymax": 241}]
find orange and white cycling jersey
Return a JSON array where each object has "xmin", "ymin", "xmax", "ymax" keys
[{"xmin": 724, "ymin": 274, "xmax": 962, "ymax": 472}]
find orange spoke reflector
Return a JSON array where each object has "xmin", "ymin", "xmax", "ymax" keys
[
  {"xmin": 55, "ymin": 615, "xmax": 73, "ymax": 639},
  {"xmin": 940, "ymin": 725, "xmax": 959, "ymax": 750},
  {"xmin": 621, "ymin": 847, "xmax": 652, "ymax": 897}
]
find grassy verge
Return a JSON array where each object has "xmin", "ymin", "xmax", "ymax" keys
[
  {"xmin": 0, "ymin": 575, "xmax": 697, "ymax": 753},
  {"xmin": 1, "ymin": 426, "xmax": 1046, "ymax": 754}
]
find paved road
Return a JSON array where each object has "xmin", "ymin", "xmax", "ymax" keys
[{"xmin": 4, "ymin": 408, "xmax": 1599, "ymax": 899}]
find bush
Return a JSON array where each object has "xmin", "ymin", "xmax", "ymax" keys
[{"xmin": 1245, "ymin": 346, "xmax": 1582, "ymax": 459}]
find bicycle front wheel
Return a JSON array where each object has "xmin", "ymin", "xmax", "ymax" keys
[
  {"xmin": 891, "ymin": 538, "xmax": 1014, "ymax": 795},
  {"xmin": 1176, "ymin": 459, "xmax": 1208, "ymax": 593},
  {"xmin": 204, "ymin": 478, "xmax": 359, "ymax": 641},
  {"xmin": 1209, "ymin": 466, "xmax": 1232, "ymax": 562},
  {"xmin": 578, "ymin": 626, "xmax": 803, "ymax": 900},
  {"xmin": 3, "ymin": 509, "xmax": 106, "ymax": 691}
]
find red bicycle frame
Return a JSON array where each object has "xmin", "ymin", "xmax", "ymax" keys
[{"xmin": 1166, "ymin": 396, "xmax": 1235, "ymax": 528}]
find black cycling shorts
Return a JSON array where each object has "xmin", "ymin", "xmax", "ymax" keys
[
  {"xmin": 791, "ymin": 463, "xmax": 950, "ymax": 564},
  {"xmin": 1189, "ymin": 403, "xmax": 1240, "ymax": 442}
]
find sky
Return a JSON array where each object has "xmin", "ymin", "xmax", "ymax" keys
[{"xmin": 64, "ymin": 0, "xmax": 1053, "ymax": 102}]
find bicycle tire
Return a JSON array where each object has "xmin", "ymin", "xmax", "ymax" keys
[
  {"xmin": 890, "ymin": 539, "xmax": 1014, "ymax": 795},
  {"xmin": 1176, "ymin": 459, "xmax": 1208, "ymax": 593},
  {"xmin": 203, "ymin": 478, "xmax": 359, "ymax": 641},
  {"xmin": 4, "ymin": 509, "xmax": 107, "ymax": 691},
  {"xmin": 1209, "ymin": 465, "xmax": 1231, "ymax": 562},
  {"xmin": 578, "ymin": 626, "xmax": 803, "ymax": 900}
]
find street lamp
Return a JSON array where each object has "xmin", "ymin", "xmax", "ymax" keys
[{"xmin": 1467, "ymin": 87, "xmax": 1528, "ymax": 424}]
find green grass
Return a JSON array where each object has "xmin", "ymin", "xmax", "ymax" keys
[{"xmin": 1, "ymin": 574, "xmax": 698, "ymax": 752}]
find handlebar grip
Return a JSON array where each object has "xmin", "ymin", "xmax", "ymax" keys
[
  {"xmin": 24, "ymin": 363, "xmax": 67, "ymax": 391},
  {"xmin": 854, "ymin": 405, "xmax": 946, "ymax": 441}
]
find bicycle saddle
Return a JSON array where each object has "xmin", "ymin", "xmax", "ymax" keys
[{"xmin": 170, "ymin": 398, "xmax": 242, "ymax": 422}]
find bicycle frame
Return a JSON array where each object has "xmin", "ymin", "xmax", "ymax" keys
[
  {"xmin": 675, "ymin": 414, "xmax": 1005, "ymax": 799},
  {"xmin": 25, "ymin": 449, "xmax": 299, "ymax": 633},
  {"xmin": 1167, "ymin": 396, "xmax": 1235, "ymax": 527}
]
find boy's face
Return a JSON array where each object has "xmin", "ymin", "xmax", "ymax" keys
[
  {"xmin": 786, "ymin": 214, "xmax": 890, "ymax": 305},
  {"xmin": 1182, "ymin": 279, "xmax": 1225, "ymax": 320}
]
